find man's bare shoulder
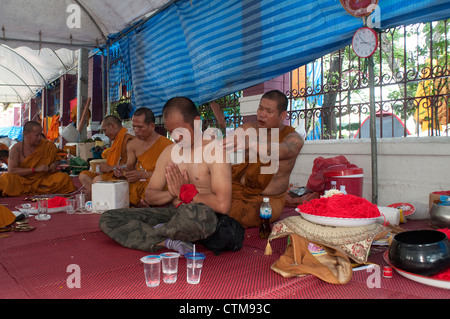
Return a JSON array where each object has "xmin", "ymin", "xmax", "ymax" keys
[
  {"xmin": 10, "ymin": 142, "xmax": 23, "ymax": 154},
  {"xmin": 281, "ymin": 130, "xmax": 304, "ymax": 160},
  {"xmin": 158, "ymin": 143, "xmax": 176, "ymax": 161},
  {"xmin": 239, "ymin": 122, "xmax": 257, "ymax": 130},
  {"xmin": 284, "ymin": 130, "xmax": 304, "ymax": 146},
  {"xmin": 127, "ymin": 136, "xmax": 141, "ymax": 148},
  {"xmin": 10, "ymin": 141, "xmax": 22, "ymax": 149}
]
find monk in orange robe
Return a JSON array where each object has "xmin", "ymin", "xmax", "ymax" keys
[
  {"xmin": 78, "ymin": 115, "xmax": 134, "ymax": 199},
  {"xmin": 0, "ymin": 121, "xmax": 76, "ymax": 197},
  {"xmin": 224, "ymin": 90, "xmax": 304, "ymax": 228},
  {"xmin": 114, "ymin": 107, "xmax": 172, "ymax": 206}
]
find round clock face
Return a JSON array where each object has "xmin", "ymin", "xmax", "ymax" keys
[
  {"xmin": 352, "ymin": 26, "xmax": 378, "ymax": 58},
  {"xmin": 340, "ymin": 0, "xmax": 379, "ymax": 17}
]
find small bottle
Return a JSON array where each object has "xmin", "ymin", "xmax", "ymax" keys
[
  {"xmin": 340, "ymin": 185, "xmax": 347, "ymax": 194},
  {"xmin": 259, "ymin": 197, "xmax": 272, "ymax": 239},
  {"xmin": 330, "ymin": 181, "xmax": 337, "ymax": 190}
]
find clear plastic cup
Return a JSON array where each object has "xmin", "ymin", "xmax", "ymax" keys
[
  {"xmin": 66, "ymin": 198, "xmax": 76, "ymax": 214},
  {"xmin": 36, "ymin": 200, "xmax": 51, "ymax": 221},
  {"xmin": 76, "ymin": 193, "xmax": 86, "ymax": 212},
  {"xmin": 140, "ymin": 255, "xmax": 161, "ymax": 287},
  {"xmin": 161, "ymin": 252, "xmax": 180, "ymax": 284},
  {"xmin": 185, "ymin": 252, "xmax": 206, "ymax": 284}
]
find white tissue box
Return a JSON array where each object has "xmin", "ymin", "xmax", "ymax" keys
[{"xmin": 91, "ymin": 181, "xmax": 129, "ymax": 213}]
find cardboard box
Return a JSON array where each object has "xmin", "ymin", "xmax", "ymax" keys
[
  {"xmin": 77, "ymin": 142, "xmax": 95, "ymax": 160},
  {"xmin": 429, "ymin": 191, "xmax": 450, "ymax": 210}
]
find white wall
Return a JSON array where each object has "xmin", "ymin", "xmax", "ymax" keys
[{"xmin": 290, "ymin": 136, "xmax": 450, "ymax": 220}]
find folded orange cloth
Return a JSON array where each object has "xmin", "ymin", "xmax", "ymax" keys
[
  {"xmin": 0, "ymin": 205, "xmax": 16, "ymax": 228},
  {"xmin": 270, "ymin": 234, "xmax": 353, "ymax": 285}
]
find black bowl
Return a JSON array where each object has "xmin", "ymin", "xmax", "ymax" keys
[{"xmin": 388, "ymin": 230, "xmax": 450, "ymax": 276}]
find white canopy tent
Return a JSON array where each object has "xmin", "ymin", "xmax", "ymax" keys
[
  {"xmin": 0, "ymin": 46, "xmax": 79, "ymax": 103},
  {"xmin": 0, "ymin": 0, "xmax": 174, "ymax": 103}
]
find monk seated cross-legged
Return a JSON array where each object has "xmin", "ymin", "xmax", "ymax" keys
[
  {"xmin": 224, "ymin": 90, "xmax": 304, "ymax": 228},
  {"xmin": 78, "ymin": 115, "xmax": 135, "ymax": 200},
  {"xmin": 0, "ymin": 121, "xmax": 76, "ymax": 197},
  {"xmin": 114, "ymin": 107, "xmax": 173, "ymax": 207}
]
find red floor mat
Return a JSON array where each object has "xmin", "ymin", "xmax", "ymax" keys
[{"xmin": 1, "ymin": 183, "xmax": 450, "ymax": 300}]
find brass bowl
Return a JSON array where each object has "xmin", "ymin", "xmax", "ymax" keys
[{"xmin": 429, "ymin": 203, "xmax": 450, "ymax": 228}]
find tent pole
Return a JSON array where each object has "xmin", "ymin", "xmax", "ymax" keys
[
  {"xmin": 106, "ymin": 44, "xmax": 111, "ymax": 115},
  {"xmin": 368, "ymin": 55, "xmax": 378, "ymax": 204},
  {"xmin": 101, "ymin": 48, "xmax": 106, "ymax": 119},
  {"xmin": 77, "ymin": 48, "xmax": 89, "ymax": 141}
]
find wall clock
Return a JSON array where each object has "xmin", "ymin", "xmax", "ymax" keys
[
  {"xmin": 352, "ymin": 26, "xmax": 378, "ymax": 58},
  {"xmin": 340, "ymin": 0, "xmax": 379, "ymax": 17}
]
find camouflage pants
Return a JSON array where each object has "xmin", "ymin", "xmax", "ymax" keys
[{"xmin": 99, "ymin": 203, "xmax": 219, "ymax": 252}]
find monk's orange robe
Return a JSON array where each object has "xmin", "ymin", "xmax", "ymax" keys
[
  {"xmin": 229, "ymin": 125, "xmax": 296, "ymax": 228},
  {"xmin": 0, "ymin": 143, "xmax": 8, "ymax": 151},
  {"xmin": 0, "ymin": 139, "xmax": 76, "ymax": 197},
  {"xmin": 79, "ymin": 127, "xmax": 134, "ymax": 181},
  {"xmin": 128, "ymin": 136, "xmax": 173, "ymax": 206},
  {"xmin": 0, "ymin": 205, "xmax": 16, "ymax": 228}
]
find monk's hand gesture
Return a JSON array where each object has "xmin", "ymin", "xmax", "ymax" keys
[
  {"xmin": 223, "ymin": 128, "xmax": 249, "ymax": 154},
  {"xmin": 123, "ymin": 170, "xmax": 142, "ymax": 183},
  {"xmin": 113, "ymin": 165, "xmax": 126, "ymax": 178},
  {"xmin": 99, "ymin": 163, "xmax": 114, "ymax": 174},
  {"xmin": 165, "ymin": 163, "xmax": 189, "ymax": 200},
  {"xmin": 48, "ymin": 161, "xmax": 60, "ymax": 173},
  {"xmin": 36, "ymin": 164, "xmax": 49, "ymax": 173}
]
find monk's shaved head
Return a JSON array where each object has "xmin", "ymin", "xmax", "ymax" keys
[
  {"xmin": 23, "ymin": 121, "xmax": 42, "ymax": 133},
  {"xmin": 102, "ymin": 115, "xmax": 122, "ymax": 127},
  {"xmin": 163, "ymin": 97, "xmax": 199, "ymax": 128}
]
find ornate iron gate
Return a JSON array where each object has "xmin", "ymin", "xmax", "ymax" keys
[{"xmin": 286, "ymin": 19, "xmax": 449, "ymax": 139}]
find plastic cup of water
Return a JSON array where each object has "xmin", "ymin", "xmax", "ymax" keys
[
  {"xmin": 140, "ymin": 255, "xmax": 161, "ymax": 287},
  {"xmin": 160, "ymin": 252, "xmax": 180, "ymax": 284},
  {"xmin": 185, "ymin": 252, "xmax": 205, "ymax": 284}
]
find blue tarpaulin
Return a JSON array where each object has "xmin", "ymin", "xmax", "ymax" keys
[
  {"xmin": 109, "ymin": 0, "xmax": 450, "ymax": 115},
  {"xmin": 0, "ymin": 126, "xmax": 22, "ymax": 141}
]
